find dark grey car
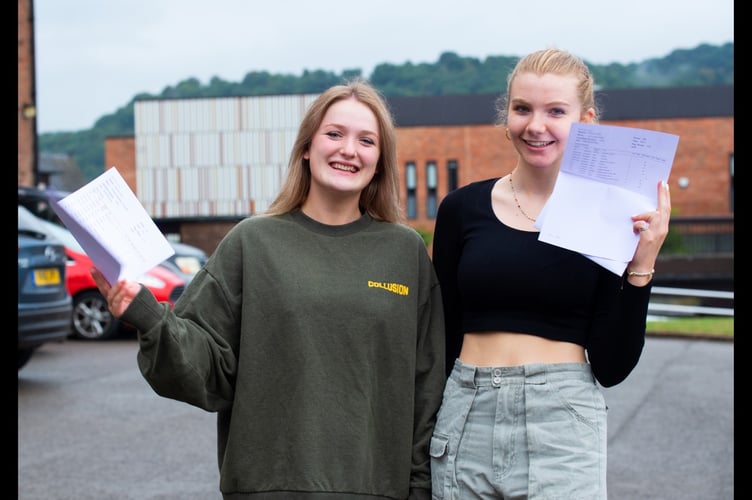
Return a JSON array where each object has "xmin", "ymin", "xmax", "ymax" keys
[
  {"xmin": 161, "ymin": 240, "xmax": 208, "ymax": 284},
  {"xmin": 17, "ymin": 205, "xmax": 72, "ymax": 370}
]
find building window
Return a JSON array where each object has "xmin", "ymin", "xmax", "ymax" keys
[
  {"xmin": 447, "ymin": 159, "xmax": 458, "ymax": 192},
  {"xmin": 406, "ymin": 162, "xmax": 417, "ymax": 219},
  {"xmin": 729, "ymin": 153, "xmax": 734, "ymax": 212},
  {"xmin": 426, "ymin": 161, "xmax": 437, "ymax": 218}
]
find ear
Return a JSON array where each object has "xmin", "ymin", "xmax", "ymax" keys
[
  {"xmin": 303, "ymin": 151, "xmax": 310, "ymax": 160},
  {"xmin": 581, "ymin": 107, "xmax": 596, "ymax": 123}
]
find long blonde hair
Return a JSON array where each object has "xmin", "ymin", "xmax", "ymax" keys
[
  {"xmin": 494, "ymin": 48, "xmax": 600, "ymax": 126},
  {"xmin": 264, "ymin": 78, "xmax": 403, "ymax": 223}
]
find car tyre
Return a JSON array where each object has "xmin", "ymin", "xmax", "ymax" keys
[
  {"xmin": 18, "ymin": 348, "xmax": 35, "ymax": 371},
  {"xmin": 71, "ymin": 290, "xmax": 121, "ymax": 340}
]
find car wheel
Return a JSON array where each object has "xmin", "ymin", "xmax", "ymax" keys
[
  {"xmin": 18, "ymin": 348, "xmax": 35, "ymax": 371},
  {"xmin": 71, "ymin": 290, "xmax": 121, "ymax": 340}
]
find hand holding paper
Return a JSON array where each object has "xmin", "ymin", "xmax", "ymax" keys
[
  {"xmin": 49, "ymin": 167, "xmax": 175, "ymax": 285},
  {"xmin": 535, "ymin": 123, "xmax": 679, "ymax": 275}
]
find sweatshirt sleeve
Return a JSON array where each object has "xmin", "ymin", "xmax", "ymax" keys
[
  {"xmin": 121, "ymin": 257, "xmax": 241, "ymax": 412},
  {"xmin": 409, "ymin": 251, "xmax": 446, "ymax": 498}
]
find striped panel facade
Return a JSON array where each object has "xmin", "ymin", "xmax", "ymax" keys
[{"xmin": 134, "ymin": 94, "xmax": 319, "ymax": 217}]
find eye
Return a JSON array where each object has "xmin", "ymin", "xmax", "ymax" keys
[
  {"xmin": 326, "ymin": 131, "xmax": 342, "ymax": 139},
  {"xmin": 512, "ymin": 104, "xmax": 530, "ymax": 114},
  {"xmin": 550, "ymin": 107, "xmax": 566, "ymax": 116},
  {"xmin": 360, "ymin": 137, "xmax": 377, "ymax": 146}
]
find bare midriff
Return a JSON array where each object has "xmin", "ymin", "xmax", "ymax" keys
[{"xmin": 459, "ymin": 332, "xmax": 586, "ymax": 367}]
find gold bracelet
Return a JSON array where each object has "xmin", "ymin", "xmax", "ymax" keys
[{"xmin": 627, "ymin": 268, "xmax": 655, "ymax": 278}]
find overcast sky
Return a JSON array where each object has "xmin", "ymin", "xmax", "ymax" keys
[{"xmin": 32, "ymin": 0, "xmax": 733, "ymax": 134}]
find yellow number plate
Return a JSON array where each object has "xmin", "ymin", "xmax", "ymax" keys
[{"xmin": 34, "ymin": 268, "xmax": 61, "ymax": 286}]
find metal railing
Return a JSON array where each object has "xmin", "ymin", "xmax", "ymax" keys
[
  {"xmin": 661, "ymin": 215, "xmax": 734, "ymax": 256},
  {"xmin": 649, "ymin": 286, "xmax": 734, "ymax": 317}
]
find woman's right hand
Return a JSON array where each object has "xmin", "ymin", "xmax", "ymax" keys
[{"xmin": 90, "ymin": 268, "xmax": 141, "ymax": 318}]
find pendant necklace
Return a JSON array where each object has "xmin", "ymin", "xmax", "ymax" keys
[{"xmin": 509, "ymin": 174, "xmax": 537, "ymax": 222}]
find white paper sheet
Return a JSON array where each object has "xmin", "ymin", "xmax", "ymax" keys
[
  {"xmin": 49, "ymin": 167, "xmax": 175, "ymax": 285},
  {"xmin": 535, "ymin": 123, "xmax": 679, "ymax": 275}
]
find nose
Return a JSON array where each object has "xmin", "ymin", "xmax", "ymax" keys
[
  {"xmin": 526, "ymin": 112, "xmax": 547, "ymax": 134},
  {"xmin": 340, "ymin": 138, "xmax": 357, "ymax": 156}
]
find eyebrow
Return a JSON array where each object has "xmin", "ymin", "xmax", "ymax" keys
[
  {"xmin": 323, "ymin": 122, "xmax": 379, "ymax": 137},
  {"xmin": 510, "ymin": 97, "xmax": 572, "ymax": 107}
]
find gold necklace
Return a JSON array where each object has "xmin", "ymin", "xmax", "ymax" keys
[{"xmin": 509, "ymin": 174, "xmax": 537, "ymax": 222}]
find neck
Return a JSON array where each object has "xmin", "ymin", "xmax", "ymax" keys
[
  {"xmin": 511, "ymin": 167, "xmax": 558, "ymax": 195},
  {"xmin": 509, "ymin": 173, "xmax": 537, "ymax": 222},
  {"xmin": 508, "ymin": 169, "xmax": 556, "ymax": 223},
  {"xmin": 300, "ymin": 200, "xmax": 362, "ymax": 225}
]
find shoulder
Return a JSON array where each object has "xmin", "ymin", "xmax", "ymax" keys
[
  {"xmin": 238, "ymin": 213, "xmax": 286, "ymax": 227},
  {"xmin": 230, "ymin": 213, "xmax": 290, "ymax": 232},
  {"xmin": 364, "ymin": 221, "xmax": 431, "ymax": 259},
  {"xmin": 217, "ymin": 214, "xmax": 288, "ymax": 248},
  {"xmin": 438, "ymin": 178, "xmax": 498, "ymax": 216},
  {"xmin": 443, "ymin": 178, "xmax": 498, "ymax": 203},
  {"xmin": 373, "ymin": 219, "xmax": 426, "ymax": 243}
]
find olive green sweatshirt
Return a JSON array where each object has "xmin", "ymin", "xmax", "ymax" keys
[{"xmin": 121, "ymin": 210, "xmax": 446, "ymax": 500}]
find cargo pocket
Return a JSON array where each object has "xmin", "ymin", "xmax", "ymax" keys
[{"xmin": 429, "ymin": 433, "xmax": 450, "ymax": 499}]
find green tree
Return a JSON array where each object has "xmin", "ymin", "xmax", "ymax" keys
[{"xmin": 38, "ymin": 43, "xmax": 733, "ymax": 184}]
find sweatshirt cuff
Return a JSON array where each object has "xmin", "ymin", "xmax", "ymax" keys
[
  {"xmin": 408, "ymin": 487, "xmax": 431, "ymax": 500},
  {"xmin": 120, "ymin": 285, "xmax": 168, "ymax": 333}
]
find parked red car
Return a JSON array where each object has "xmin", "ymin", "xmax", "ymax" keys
[{"xmin": 36, "ymin": 217, "xmax": 186, "ymax": 340}]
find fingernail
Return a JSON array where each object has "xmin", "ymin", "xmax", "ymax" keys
[{"xmin": 662, "ymin": 180, "xmax": 669, "ymax": 190}]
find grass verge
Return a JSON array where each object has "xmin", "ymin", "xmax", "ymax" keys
[{"xmin": 646, "ymin": 316, "xmax": 733, "ymax": 339}]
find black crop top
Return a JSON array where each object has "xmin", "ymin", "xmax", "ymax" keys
[{"xmin": 432, "ymin": 178, "xmax": 652, "ymax": 387}]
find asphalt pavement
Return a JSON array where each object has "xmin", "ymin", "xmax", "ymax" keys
[
  {"xmin": 18, "ymin": 335, "xmax": 733, "ymax": 499},
  {"xmin": 602, "ymin": 336, "xmax": 733, "ymax": 499}
]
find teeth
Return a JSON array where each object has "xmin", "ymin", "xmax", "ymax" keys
[
  {"xmin": 332, "ymin": 163, "xmax": 357, "ymax": 172},
  {"xmin": 528, "ymin": 141, "xmax": 549, "ymax": 147}
]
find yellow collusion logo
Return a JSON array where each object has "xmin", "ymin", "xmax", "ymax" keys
[{"xmin": 368, "ymin": 281, "xmax": 409, "ymax": 296}]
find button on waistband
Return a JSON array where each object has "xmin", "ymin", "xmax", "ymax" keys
[
  {"xmin": 452, "ymin": 359, "xmax": 594, "ymax": 388},
  {"xmin": 492, "ymin": 368, "xmax": 503, "ymax": 386}
]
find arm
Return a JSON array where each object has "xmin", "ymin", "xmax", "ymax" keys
[
  {"xmin": 128, "ymin": 268, "xmax": 239, "ymax": 410},
  {"xmin": 587, "ymin": 180, "xmax": 671, "ymax": 387},
  {"xmin": 586, "ymin": 273, "xmax": 651, "ymax": 387},
  {"xmin": 626, "ymin": 180, "xmax": 672, "ymax": 287},
  {"xmin": 431, "ymin": 192, "xmax": 464, "ymax": 377},
  {"xmin": 90, "ymin": 237, "xmax": 242, "ymax": 411},
  {"xmin": 409, "ymin": 257, "xmax": 446, "ymax": 500}
]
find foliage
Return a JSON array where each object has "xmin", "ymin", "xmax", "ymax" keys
[
  {"xmin": 413, "ymin": 227, "xmax": 434, "ymax": 247},
  {"xmin": 659, "ymin": 225, "xmax": 690, "ymax": 255},
  {"xmin": 38, "ymin": 42, "xmax": 734, "ymax": 186},
  {"xmin": 661, "ymin": 224, "xmax": 689, "ymax": 255},
  {"xmin": 656, "ymin": 209, "xmax": 690, "ymax": 255},
  {"xmin": 646, "ymin": 316, "xmax": 733, "ymax": 337}
]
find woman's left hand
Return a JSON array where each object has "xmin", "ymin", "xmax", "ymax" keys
[{"xmin": 629, "ymin": 180, "xmax": 671, "ymax": 271}]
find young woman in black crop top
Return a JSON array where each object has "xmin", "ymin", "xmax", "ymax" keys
[{"xmin": 429, "ymin": 49, "xmax": 672, "ymax": 499}]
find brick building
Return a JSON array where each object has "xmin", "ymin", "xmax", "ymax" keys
[
  {"xmin": 18, "ymin": 0, "xmax": 37, "ymax": 187},
  {"xmin": 19, "ymin": 0, "xmax": 733, "ymax": 259},
  {"xmin": 104, "ymin": 87, "xmax": 733, "ymax": 256}
]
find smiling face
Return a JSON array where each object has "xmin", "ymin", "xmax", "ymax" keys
[
  {"xmin": 506, "ymin": 72, "xmax": 594, "ymax": 171},
  {"xmin": 303, "ymin": 96, "xmax": 381, "ymax": 208}
]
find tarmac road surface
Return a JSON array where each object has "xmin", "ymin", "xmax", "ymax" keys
[{"xmin": 18, "ymin": 335, "xmax": 733, "ymax": 499}]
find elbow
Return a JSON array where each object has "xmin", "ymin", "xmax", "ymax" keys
[
  {"xmin": 589, "ymin": 337, "xmax": 645, "ymax": 387},
  {"xmin": 595, "ymin": 373, "xmax": 626, "ymax": 388},
  {"xmin": 591, "ymin": 358, "xmax": 639, "ymax": 387}
]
